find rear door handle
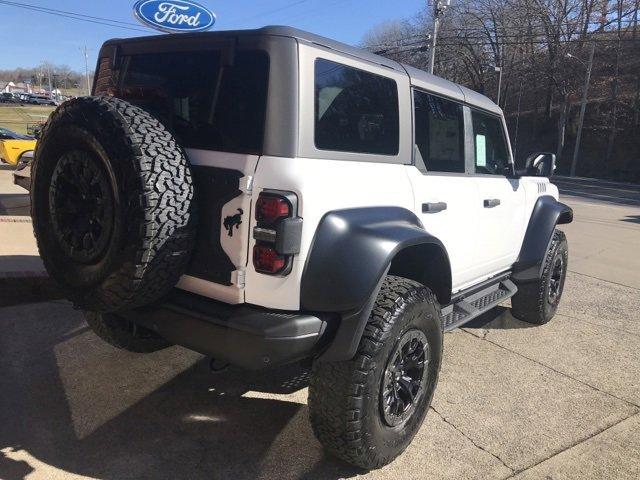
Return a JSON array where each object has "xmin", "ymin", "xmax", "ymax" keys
[
  {"xmin": 422, "ymin": 202, "xmax": 447, "ymax": 213},
  {"xmin": 484, "ymin": 198, "xmax": 501, "ymax": 208}
]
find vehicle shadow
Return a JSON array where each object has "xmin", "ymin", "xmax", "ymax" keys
[
  {"xmin": 0, "ymin": 256, "xmax": 60, "ymax": 308},
  {"xmin": 0, "ymin": 193, "xmax": 30, "ymax": 216},
  {"xmin": 621, "ymin": 215, "xmax": 640, "ymax": 224},
  {"xmin": 462, "ymin": 305, "xmax": 538, "ymax": 331},
  {"xmin": 0, "ymin": 302, "xmax": 363, "ymax": 480}
]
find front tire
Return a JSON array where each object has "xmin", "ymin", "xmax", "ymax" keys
[
  {"xmin": 308, "ymin": 276, "xmax": 443, "ymax": 469},
  {"xmin": 511, "ymin": 230, "xmax": 568, "ymax": 324}
]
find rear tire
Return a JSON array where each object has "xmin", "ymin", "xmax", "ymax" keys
[
  {"xmin": 84, "ymin": 311, "xmax": 171, "ymax": 353},
  {"xmin": 31, "ymin": 96, "xmax": 196, "ymax": 312},
  {"xmin": 511, "ymin": 230, "xmax": 568, "ymax": 324},
  {"xmin": 308, "ymin": 276, "xmax": 443, "ymax": 469}
]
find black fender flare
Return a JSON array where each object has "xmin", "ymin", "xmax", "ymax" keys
[
  {"xmin": 512, "ymin": 195, "xmax": 573, "ymax": 283},
  {"xmin": 300, "ymin": 206, "xmax": 451, "ymax": 362}
]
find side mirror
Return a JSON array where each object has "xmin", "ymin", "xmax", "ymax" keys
[{"xmin": 523, "ymin": 152, "xmax": 556, "ymax": 177}]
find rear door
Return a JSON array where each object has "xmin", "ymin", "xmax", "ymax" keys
[
  {"xmin": 406, "ymin": 90, "xmax": 482, "ymax": 291},
  {"xmin": 469, "ymin": 109, "xmax": 526, "ymax": 274}
]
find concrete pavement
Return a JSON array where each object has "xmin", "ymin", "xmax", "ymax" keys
[{"xmin": 0, "ymin": 173, "xmax": 639, "ymax": 479}]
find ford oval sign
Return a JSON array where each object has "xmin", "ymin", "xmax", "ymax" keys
[{"xmin": 133, "ymin": 0, "xmax": 216, "ymax": 33}]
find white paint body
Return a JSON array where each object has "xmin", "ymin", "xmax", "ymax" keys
[{"xmin": 176, "ymin": 41, "xmax": 559, "ymax": 311}]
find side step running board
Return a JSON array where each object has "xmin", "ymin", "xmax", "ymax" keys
[{"xmin": 441, "ymin": 278, "xmax": 517, "ymax": 331}]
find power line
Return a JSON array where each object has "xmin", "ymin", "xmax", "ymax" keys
[
  {"xmin": 372, "ymin": 29, "xmax": 640, "ymax": 54},
  {"xmin": 226, "ymin": 0, "xmax": 313, "ymax": 24},
  {"xmin": 0, "ymin": 0, "xmax": 152, "ymax": 33},
  {"xmin": 227, "ymin": 0, "xmax": 356, "ymax": 26},
  {"xmin": 366, "ymin": 20, "xmax": 639, "ymax": 49},
  {"xmin": 282, "ymin": 0, "xmax": 357, "ymax": 23}
]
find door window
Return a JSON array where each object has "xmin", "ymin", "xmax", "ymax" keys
[
  {"xmin": 413, "ymin": 90, "xmax": 465, "ymax": 173},
  {"xmin": 471, "ymin": 110, "xmax": 510, "ymax": 175},
  {"xmin": 314, "ymin": 58, "xmax": 399, "ymax": 155}
]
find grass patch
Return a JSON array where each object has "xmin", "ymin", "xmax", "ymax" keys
[{"xmin": 0, "ymin": 105, "xmax": 55, "ymax": 135}]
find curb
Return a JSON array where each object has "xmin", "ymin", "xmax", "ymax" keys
[
  {"xmin": 0, "ymin": 271, "xmax": 63, "ymax": 308},
  {"xmin": 0, "ymin": 216, "xmax": 32, "ymax": 223}
]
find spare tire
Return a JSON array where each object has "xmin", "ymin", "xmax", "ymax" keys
[{"xmin": 31, "ymin": 96, "xmax": 196, "ymax": 312}]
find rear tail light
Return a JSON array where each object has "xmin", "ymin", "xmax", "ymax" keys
[
  {"xmin": 253, "ymin": 245, "xmax": 287, "ymax": 274},
  {"xmin": 252, "ymin": 190, "xmax": 302, "ymax": 276},
  {"xmin": 255, "ymin": 195, "xmax": 290, "ymax": 224}
]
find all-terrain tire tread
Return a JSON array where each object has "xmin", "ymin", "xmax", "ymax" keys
[
  {"xmin": 308, "ymin": 276, "xmax": 442, "ymax": 469},
  {"xmin": 32, "ymin": 96, "xmax": 196, "ymax": 312},
  {"xmin": 511, "ymin": 230, "xmax": 568, "ymax": 324}
]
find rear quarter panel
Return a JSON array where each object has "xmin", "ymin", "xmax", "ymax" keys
[{"xmin": 246, "ymin": 156, "xmax": 415, "ymax": 310}]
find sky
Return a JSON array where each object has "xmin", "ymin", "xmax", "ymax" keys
[{"xmin": 0, "ymin": 0, "xmax": 427, "ymax": 72}]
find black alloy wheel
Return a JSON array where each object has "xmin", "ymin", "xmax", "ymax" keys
[
  {"xmin": 547, "ymin": 254, "xmax": 564, "ymax": 305},
  {"xmin": 49, "ymin": 150, "xmax": 114, "ymax": 264},
  {"xmin": 380, "ymin": 329, "xmax": 430, "ymax": 427}
]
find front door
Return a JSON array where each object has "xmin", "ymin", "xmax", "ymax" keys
[{"xmin": 469, "ymin": 108, "xmax": 526, "ymax": 275}]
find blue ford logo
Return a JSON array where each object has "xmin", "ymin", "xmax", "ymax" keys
[{"xmin": 133, "ymin": 0, "xmax": 216, "ymax": 33}]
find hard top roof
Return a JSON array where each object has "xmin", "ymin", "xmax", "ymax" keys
[{"xmin": 103, "ymin": 26, "xmax": 500, "ymax": 114}]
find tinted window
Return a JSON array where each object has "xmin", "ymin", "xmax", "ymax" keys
[
  {"xmin": 314, "ymin": 59, "xmax": 399, "ymax": 155},
  {"xmin": 472, "ymin": 110, "xmax": 510, "ymax": 175},
  {"xmin": 413, "ymin": 90, "xmax": 465, "ymax": 173},
  {"xmin": 118, "ymin": 50, "xmax": 269, "ymax": 154}
]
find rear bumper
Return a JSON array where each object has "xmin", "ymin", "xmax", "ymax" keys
[{"xmin": 119, "ymin": 290, "xmax": 327, "ymax": 370}]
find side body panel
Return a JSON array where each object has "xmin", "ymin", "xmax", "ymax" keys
[
  {"xmin": 300, "ymin": 207, "xmax": 448, "ymax": 312},
  {"xmin": 245, "ymin": 157, "xmax": 415, "ymax": 310}
]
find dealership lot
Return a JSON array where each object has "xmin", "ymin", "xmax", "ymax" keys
[{"xmin": 0, "ymin": 173, "xmax": 639, "ymax": 479}]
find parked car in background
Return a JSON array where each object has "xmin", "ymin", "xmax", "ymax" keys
[
  {"xmin": 1, "ymin": 92, "xmax": 16, "ymax": 103},
  {"xmin": 0, "ymin": 127, "xmax": 36, "ymax": 165},
  {"xmin": 28, "ymin": 94, "xmax": 56, "ymax": 105}
]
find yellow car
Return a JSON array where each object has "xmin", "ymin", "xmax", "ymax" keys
[{"xmin": 0, "ymin": 127, "xmax": 37, "ymax": 166}]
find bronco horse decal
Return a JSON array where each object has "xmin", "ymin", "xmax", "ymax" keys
[{"xmin": 223, "ymin": 208, "xmax": 243, "ymax": 237}]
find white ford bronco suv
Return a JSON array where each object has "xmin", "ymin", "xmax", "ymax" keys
[{"xmin": 30, "ymin": 27, "xmax": 573, "ymax": 469}]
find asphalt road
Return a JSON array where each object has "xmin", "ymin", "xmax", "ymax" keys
[
  {"xmin": 552, "ymin": 176, "xmax": 640, "ymax": 207},
  {"xmin": 0, "ymin": 172, "xmax": 639, "ymax": 479}
]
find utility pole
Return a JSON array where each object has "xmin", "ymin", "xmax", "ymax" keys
[
  {"xmin": 47, "ymin": 65, "xmax": 52, "ymax": 97},
  {"xmin": 429, "ymin": 0, "xmax": 452, "ymax": 75},
  {"xmin": 495, "ymin": 66, "xmax": 503, "ymax": 107},
  {"xmin": 569, "ymin": 43, "xmax": 595, "ymax": 177},
  {"xmin": 81, "ymin": 46, "xmax": 91, "ymax": 96}
]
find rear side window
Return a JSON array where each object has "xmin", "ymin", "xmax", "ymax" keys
[
  {"xmin": 314, "ymin": 58, "xmax": 399, "ymax": 155},
  {"xmin": 471, "ymin": 110, "xmax": 510, "ymax": 175},
  {"xmin": 113, "ymin": 50, "xmax": 269, "ymax": 154},
  {"xmin": 413, "ymin": 90, "xmax": 465, "ymax": 173}
]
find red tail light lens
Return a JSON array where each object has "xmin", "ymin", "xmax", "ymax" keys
[
  {"xmin": 253, "ymin": 244, "xmax": 286, "ymax": 274},
  {"xmin": 255, "ymin": 195, "xmax": 290, "ymax": 224}
]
